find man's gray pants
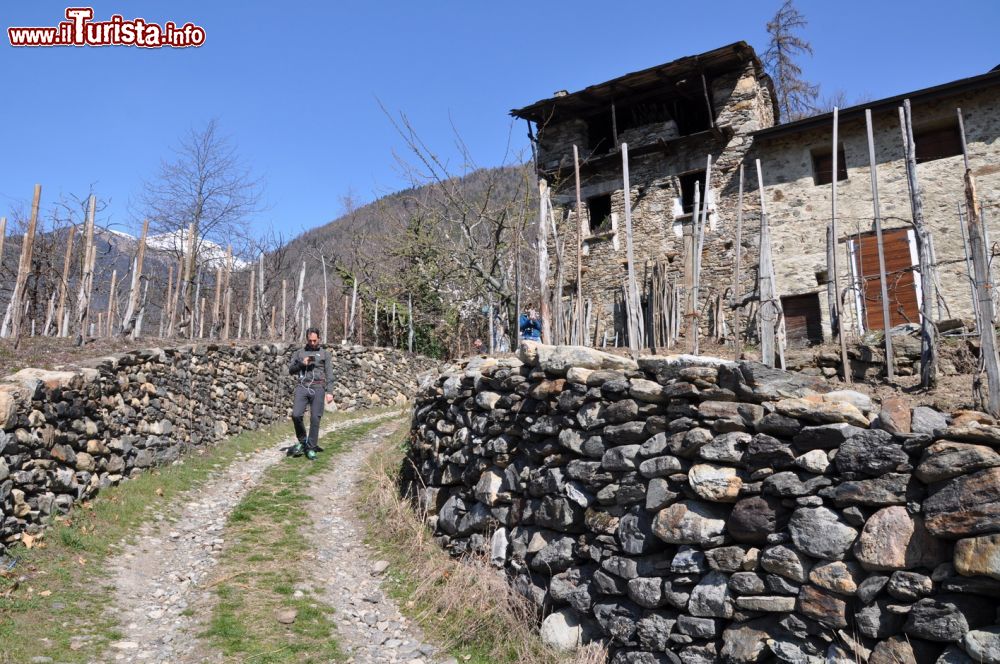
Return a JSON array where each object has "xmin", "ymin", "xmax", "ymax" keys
[{"xmin": 292, "ymin": 384, "xmax": 325, "ymax": 449}]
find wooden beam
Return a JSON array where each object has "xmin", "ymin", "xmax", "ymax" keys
[
  {"xmin": 864, "ymin": 109, "xmax": 894, "ymax": 379},
  {"xmin": 900, "ymin": 100, "xmax": 937, "ymax": 388},
  {"xmin": 831, "ymin": 108, "xmax": 851, "ymax": 383},
  {"xmin": 55, "ymin": 224, "xmax": 76, "ymax": 337},
  {"xmin": 9, "ymin": 185, "xmax": 42, "ymax": 347},
  {"xmin": 573, "ymin": 145, "xmax": 585, "ymax": 345},
  {"xmin": 121, "ymin": 218, "xmax": 148, "ymax": 338},
  {"xmin": 732, "ymin": 164, "xmax": 745, "ymax": 361}
]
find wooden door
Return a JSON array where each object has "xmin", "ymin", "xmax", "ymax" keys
[
  {"xmin": 781, "ymin": 293, "xmax": 823, "ymax": 347},
  {"xmin": 854, "ymin": 228, "xmax": 919, "ymax": 331}
]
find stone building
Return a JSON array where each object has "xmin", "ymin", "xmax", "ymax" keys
[{"xmin": 512, "ymin": 42, "xmax": 1000, "ymax": 349}]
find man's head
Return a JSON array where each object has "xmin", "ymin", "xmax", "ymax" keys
[{"xmin": 305, "ymin": 327, "xmax": 321, "ymax": 350}]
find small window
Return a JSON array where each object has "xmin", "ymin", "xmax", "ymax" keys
[
  {"xmin": 678, "ymin": 170, "xmax": 706, "ymax": 215},
  {"xmin": 915, "ymin": 122, "xmax": 963, "ymax": 163},
  {"xmin": 812, "ymin": 145, "xmax": 848, "ymax": 185},
  {"xmin": 587, "ymin": 194, "xmax": 612, "ymax": 234}
]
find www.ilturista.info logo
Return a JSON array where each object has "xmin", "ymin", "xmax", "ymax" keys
[{"xmin": 8, "ymin": 7, "xmax": 205, "ymax": 48}]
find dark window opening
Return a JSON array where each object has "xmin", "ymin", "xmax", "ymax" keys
[
  {"xmin": 617, "ymin": 99, "xmax": 674, "ymax": 133},
  {"xmin": 812, "ymin": 145, "xmax": 848, "ymax": 185},
  {"xmin": 678, "ymin": 170, "xmax": 707, "ymax": 215},
  {"xmin": 586, "ymin": 113, "xmax": 616, "ymax": 155},
  {"xmin": 587, "ymin": 194, "xmax": 613, "ymax": 234},
  {"xmin": 671, "ymin": 95, "xmax": 713, "ymax": 136},
  {"xmin": 915, "ymin": 123, "xmax": 963, "ymax": 163}
]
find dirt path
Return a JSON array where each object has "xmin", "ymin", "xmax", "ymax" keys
[
  {"xmin": 298, "ymin": 420, "xmax": 453, "ymax": 664},
  {"xmin": 97, "ymin": 411, "xmax": 404, "ymax": 663}
]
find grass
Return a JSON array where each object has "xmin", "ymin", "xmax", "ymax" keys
[
  {"xmin": 0, "ymin": 406, "xmax": 400, "ymax": 664},
  {"xmin": 202, "ymin": 419, "xmax": 390, "ymax": 663},
  {"xmin": 356, "ymin": 427, "xmax": 608, "ymax": 664}
]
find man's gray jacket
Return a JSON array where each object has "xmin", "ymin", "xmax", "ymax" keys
[{"xmin": 288, "ymin": 347, "xmax": 334, "ymax": 388}]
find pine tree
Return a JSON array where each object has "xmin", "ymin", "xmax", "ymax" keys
[{"xmin": 764, "ymin": 0, "xmax": 820, "ymax": 122}]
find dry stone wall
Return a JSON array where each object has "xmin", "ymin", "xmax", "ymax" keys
[
  {"xmin": 0, "ymin": 343, "xmax": 437, "ymax": 554},
  {"xmin": 406, "ymin": 341, "xmax": 1000, "ymax": 664}
]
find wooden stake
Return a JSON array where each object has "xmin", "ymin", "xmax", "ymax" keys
[
  {"xmin": 621, "ymin": 142, "xmax": 642, "ymax": 358},
  {"xmin": 74, "ymin": 195, "xmax": 97, "ymax": 344},
  {"xmin": 223, "ymin": 246, "xmax": 233, "ymax": 340},
  {"xmin": 573, "ymin": 145, "xmax": 585, "ymax": 345},
  {"xmin": 107, "ymin": 268, "xmax": 118, "ymax": 336},
  {"xmin": 732, "ymin": 165, "xmax": 745, "ymax": 360},
  {"xmin": 121, "ymin": 218, "xmax": 149, "ymax": 338},
  {"xmin": 8, "ymin": 184, "xmax": 41, "ymax": 346},
  {"xmin": 199, "ymin": 297, "xmax": 206, "ymax": 339},
  {"xmin": 536, "ymin": 179, "xmax": 552, "ymax": 343},
  {"xmin": 831, "ymin": 108, "xmax": 852, "ymax": 382},
  {"xmin": 55, "ymin": 224, "xmax": 76, "ymax": 337},
  {"xmin": 321, "ymin": 256, "xmax": 329, "ymax": 344},
  {"xmin": 343, "ymin": 294, "xmax": 348, "ymax": 340},
  {"xmin": 864, "ymin": 109, "xmax": 894, "ymax": 379},
  {"xmin": 900, "ymin": 100, "xmax": 937, "ymax": 388},
  {"xmin": 247, "ymin": 264, "xmax": 255, "ymax": 340},
  {"xmin": 756, "ymin": 161, "xmax": 781, "ymax": 368},
  {"xmin": 257, "ymin": 253, "xmax": 265, "ymax": 339}
]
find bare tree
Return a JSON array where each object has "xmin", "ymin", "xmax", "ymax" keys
[
  {"xmin": 764, "ymin": 0, "xmax": 820, "ymax": 122},
  {"xmin": 137, "ymin": 118, "xmax": 262, "ymax": 335}
]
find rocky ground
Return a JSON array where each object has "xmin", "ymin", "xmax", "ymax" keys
[{"xmin": 91, "ymin": 411, "xmax": 447, "ymax": 664}]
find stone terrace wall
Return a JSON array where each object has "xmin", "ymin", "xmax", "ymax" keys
[
  {"xmin": 0, "ymin": 343, "xmax": 438, "ymax": 553},
  {"xmin": 406, "ymin": 342, "xmax": 1000, "ymax": 664}
]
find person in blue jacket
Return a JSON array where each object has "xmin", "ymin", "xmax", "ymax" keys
[{"xmin": 519, "ymin": 308, "xmax": 542, "ymax": 342}]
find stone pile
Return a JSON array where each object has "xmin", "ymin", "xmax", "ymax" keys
[
  {"xmin": 406, "ymin": 341, "xmax": 1000, "ymax": 664},
  {"xmin": 0, "ymin": 343, "xmax": 436, "ymax": 553}
]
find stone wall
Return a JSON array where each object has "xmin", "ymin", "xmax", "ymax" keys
[
  {"xmin": 406, "ymin": 342, "xmax": 1000, "ymax": 663},
  {"xmin": 0, "ymin": 343, "xmax": 437, "ymax": 553}
]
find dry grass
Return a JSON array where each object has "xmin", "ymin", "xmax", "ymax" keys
[{"xmin": 356, "ymin": 429, "xmax": 608, "ymax": 664}]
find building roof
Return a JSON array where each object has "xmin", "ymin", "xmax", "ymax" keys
[
  {"xmin": 510, "ymin": 42, "xmax": 766, "ymax": 124},
  {"xmin": 754, "ymin": 67, "xmax": 1000, "ymax": 141}
]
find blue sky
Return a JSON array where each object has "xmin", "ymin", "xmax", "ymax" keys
[{"xmin": 1, "ymin": 1, "xmax": 998, "ymax": 240}]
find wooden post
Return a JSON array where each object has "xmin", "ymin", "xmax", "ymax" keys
[
  {"xmin": 358, "ymin": 299, "xmax": 364, "ymax": 346},
  {"xmin": 8, "ymin": 184, "xmax": 41, "ymax": 346},
  {"xmin": 407, "ymin": 293, "xmax": 414, "ymax": 353},
  {"xmin": 121, "ymin": 218, "xmax": 149, "ymax": 338},
  {"xmin": 756, "ymin": 160, "xmax": 782, "ymax": 368},
  {"xmin": 573, "ymin": 145, "xmax": 585, "ymax": 345},
  {"xmin": 732, "ymin": 165, "xmax": 745, "ymax": 360},
  {"xmin": 688, "ymin": 182, "xmax": 702, "ymax": 353},
  {"xmin": 691, "ymin": 155, "xmax": 712, "ymax": 355},
  {"xmin": 257, "ymin": 253, "xmax": 265, "ymax": 339},
  {"xmin": 537, "ymin": 179, "xmax": 552, "ymax": 344},
  {"xmin": 280, "ymin": 278, "xmax": 287, "ymax": 341},
  {"xmin": 137, "ymin": 280, "xmax": 149, "ymax": 337},
  {"xmin": 348, "ymin": 277, "xmax": 358, "ymax": 340},
  {"xmin": 293, "ymin": 261, "xmax": 305, "ymax": 340},
  {"xmin": 247, "ymin": 264, "xmax": 255, "ymax": 340},
  {"xmin": 74, "ymin": 195, "xmax": 97, "ymax": 344},
  {"xmin": 269, "ymin": 304, "xmax": 276, "ymax": 339},
  {"xmin": 958, "ymin": 204, "xmax": 980, "ymax": 322},
  {"xmin": 621, "ymin": 142, "xmax": 642, "ymax": 358},
  {"xmin": 864, "ymin": 109, "xmax": 894, "ymax": 380},
  {"xmin": 55, "ymin": 224, "xmax": 76, "ymax": 337},
  {"xmin": 212, "ymin": 262, "xmax": 223, "ymax": 339},
  {"xmin": 199, "ymin": 297, "xmax": 206, "ymax": 338},
  {"xmin": 190, "ymin": 265, "xmax": 202, "ymax": 341},
  {"xmin": 321, "ymin": 256, "xmax": 329, "ymax": 344},
  {"xmin": 830, "ymin": 108, "xmax": 852, "ymax": 382},
  {"xmin": 107, "ymin": 268, "xmax": 118, "ymax": 336},
  {"xmin": 223, "ymin": 246, "xmax": 233, "ymax": 341},
  {"xmin": 167, "ymin": 254, "xmax": 183, "ymax": 337},
  {"xmin": 958, "ymin": 108, "xmax": 1000, "ymax": 414},
  {"xmin": 342, "ymin": 294, "xmax": 348, "ymax": 340},
  {"xmin": 900, "ymin": 100, "xmax": 937, "ymax": 388}
]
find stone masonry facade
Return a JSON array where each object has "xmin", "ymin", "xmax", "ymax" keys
[{"xmin": 514, "ymin": 42, "xmax": 1000, "ymax": 346}]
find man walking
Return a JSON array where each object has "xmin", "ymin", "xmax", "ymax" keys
[{"xmin": 288, "ymin": 327, "xmax": 334, "ymax": 460}]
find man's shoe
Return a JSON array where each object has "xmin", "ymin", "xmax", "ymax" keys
[
  {"xmin": 306, "ymin": 449, "xmax": 317, "ymax": 461},
  {"xmin": 314, "ymin": 445, "xmax": 324, "ymax": 452},
  {"xmin": 290, "ymin": 443, "xmax": 304, "ymax": 457}
]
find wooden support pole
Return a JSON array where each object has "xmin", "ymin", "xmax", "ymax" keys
[
  {"xmin": 537, "ymin": 179, "xmax": 552, "ymax": 344},
  {"xmin": 55, "ymin": 224, "xmax": 76, "ymax": 337},
  {"xmin": 321, "ymin": 256, "xmax": 329, "ymax": 344},
  {"xmin": 121, "ymin": 218, "xmax": 148, "ymax": 338},
  {"xmin": 223, "ymin": 246, "xmax": 233, "ymax": 341},
  {"xmin": 199, "ymin": 297, "xmax": 206, "ymax": 339},
  {"xmin": 408, "ymin": 293, "xmax": 414, "ymax": 353},
  {"xmin": 74, "ymin": 195, "xmax": 97, "ymax": 344},
  {"xmin": 732, "ymin": 165, "xmax": 745, "ymax": 360},
  {"xmin": 342, "ymin": 294, "xmax": 348, "ymax": 340},
  {"xmin": 572, "ymin": 145, "xmax": 585, "ymax": 345},
  {"xmin": 756, "ymin": 160, "xmax": 783, "ymax": 368},
  {"xmin": 900, "ymin": 100, "xmax": 937, "ymax": 388},
  {"xmin": 257, "ymin": 253, "xmax": 265, "ymax": 339},
  {"xmin": 864, "ymin": 109, "xmax": 895, "ymax": 380},
  {"xmin": 692, "ymin": 155, "xmax": 712, "ymax": 355},
  {"xmin": 621, "ymin": 142, "xmax": 642, "ymax": 358},
  {"xmin": 831, "ymin": 108, "xmax": 852, "ymax": 383},
  {"xmin": 107, "ymin": 268, "xmax": 118, "ymax": 336},
  {"xmin": 8, "ymin": 184, "xmax": 41, "ymax": 346},
  {"xmin": 247, "ymin": 264, "xmax": 255, "ymax": 340}
]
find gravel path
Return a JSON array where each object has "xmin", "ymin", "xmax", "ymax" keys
[
  {"xmin": 97, "ymin": 411, "xmax": 405, "ymax": 663},
  {"xmin": 299, "ymin": 419, "xmax": 454, "ymax": 664}
]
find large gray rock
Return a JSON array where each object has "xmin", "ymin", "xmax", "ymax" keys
[
  {"xmin": 904, "ymin": 595, "xmax": 995, "ymax": 642},
  {"xmin": 911, "ymin": 406, "xmax": 948, "ymax": 434},
  {"xmin": 728, "ymin": 496, "xmax": 789, "ymax": 544},
  {"xmin": 519, "ymin": 341, "xmax": 638, "ymax": 375},
  {"xmin": 652, "ymin": 501, "xmax": 729, "ymax": 547},
  {"xmin": 963, "ymin": 626, "xmax": 1000, "ymax": 664},
  {"xmin": 788, "ymin": 507, "xmax": 858, "ymax": 561},
  {"xmin": 688, "ymin": 570, "xmax": 734, "ymax": 618},
  {"xmin": 924, "ymin": 467, "xmax": 1000, "ymax": 538},
  {"xmin": 915, "ymin": 441, "xmax": 1000, "ymax": 483},
  {"xmin": 835, "ymin": 429, "xmax": 909, "ymax": 477},
  {"xmin": 854, "ymin": 506, "xmax": 948, "ymax": 571}
]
